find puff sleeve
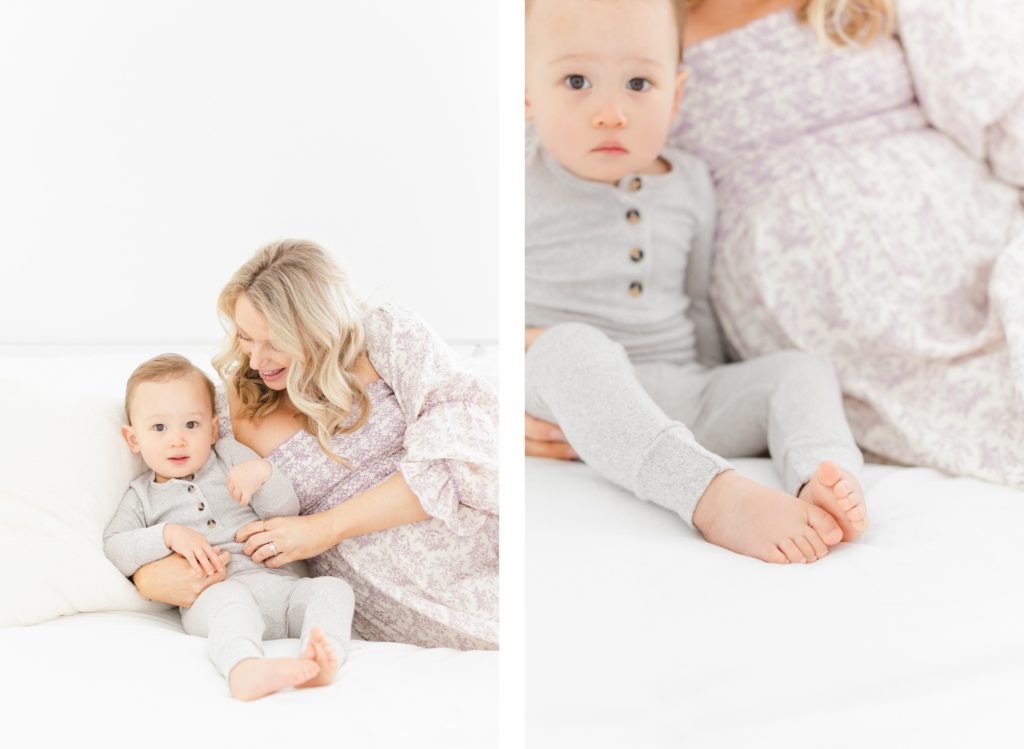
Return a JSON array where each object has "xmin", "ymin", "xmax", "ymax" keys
[
  {"xmin": 898, "ymin": 0, "xmax": 1024, "ymax": 187},
  {"xmin": 365, "ymin": 304, "xmax": 499, "ymax": 536}
]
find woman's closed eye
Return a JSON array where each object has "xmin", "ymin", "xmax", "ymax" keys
[
  {"xmin": 563, "ymin": 74, "xmax": 591, "ymax": 91},
  {"xmin": 627, "ymin": 77, "xmax": 651, "ymax": 92}
]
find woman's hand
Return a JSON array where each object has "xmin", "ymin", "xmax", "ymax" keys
[
  {"xmin": 525, "ymin": 326, "xmax": 547, "ymax": 351},
  {"xmin": 525, "ymin": 414, "xmax": 577, "ymax": 460},
  {"xmin": 132, "ymin": 550, "xmax": 230, "ymax": 608},
  {"xmin": 236, "ymin": 515, "xmax": 336, "ymax": 569}
]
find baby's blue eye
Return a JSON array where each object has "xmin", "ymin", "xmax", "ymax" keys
[
  {"xmin": 186, "ymin": 421, "xmax": 199, "ymax": 429},
  {"xmin": 564, "ymin": 74, "xmax": 591, "ymax": 91},
  {"xmin": 627, "ymin": 78, "xmax": 651, "ymax": 92},
  {"xmin": 153, "ymin": 424, "xmax": 165, "ymax": 432}
]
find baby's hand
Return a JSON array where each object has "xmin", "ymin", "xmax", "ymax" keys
[
  {"xmin": 226, "ymin": 458, "xmax": 274, "ymax": 506},
  {"xmin": 163, "ymin": 523, "xmax": 225, "ymax": 577}
]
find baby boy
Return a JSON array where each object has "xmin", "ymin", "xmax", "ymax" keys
[
  {"xmin": 524, "ymin": 0, "xmax": 870, "ymax": 563},
  {"xmin": 103, "ymin": 353, "xmax": 354, "ymax": 699}
]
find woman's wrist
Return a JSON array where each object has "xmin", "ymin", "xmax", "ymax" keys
[{"xmin": 324, "ymin": 502, "xmax": 352, "ymax": 546}]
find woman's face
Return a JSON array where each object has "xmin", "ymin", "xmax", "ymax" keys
[{"xmin": 234, "ymin": 292, "xmax": 293, "ymax": 391}]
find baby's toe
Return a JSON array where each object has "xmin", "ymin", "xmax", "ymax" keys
[
  {"xmin": 804, "ymin": 531, "xmax": 828, "ymax": 560},
  {"xmin": 780, "ymin": 538, "xmax": 806, "ymax": 564},
  {"xmin": 817, "ymin": 460, "xmax": 843, "ymax": 487},
  {"xmin": 794, "ymin": 535, "xmax": 816, "ymax": 561}
]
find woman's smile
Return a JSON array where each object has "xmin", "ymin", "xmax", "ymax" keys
[{"xmin": 259, "ymin": 367, "xmax": 286, "ymax": 382}]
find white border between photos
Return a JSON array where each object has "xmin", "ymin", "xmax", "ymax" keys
[{"xmin": 498, "ymin": 1, "xmax": 526, "ymax": 747}]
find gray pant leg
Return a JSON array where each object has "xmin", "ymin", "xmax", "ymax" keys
[
  {"xmin": 286, "ymin": 576, "xmax": 356, "ymax": 663},
  {"xmin": 525, "ymin": 322, "xmax": 731, "ymax": 526},
  {"xmin": 655, "ymin": 351, "xmax": 863, "ymax": 495},
  {"xmin": 180, "ymin": 579, "xmax": 265, "ymax": 679}
]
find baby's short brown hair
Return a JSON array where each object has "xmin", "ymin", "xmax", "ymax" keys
[{"xmin": 124, "ymin": 354, "xmax": 216, "ymax": 425}]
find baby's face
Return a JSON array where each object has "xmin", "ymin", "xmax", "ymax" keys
[
  {"xmin": 526, "ymin": 0, "xmax": 684, "ymax": 184},
  {"xmin": 122, "ymin": 374, "xmax": 218, "ymax": 483}
]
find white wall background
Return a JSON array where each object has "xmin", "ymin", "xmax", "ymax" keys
[{"xmin": 0, "ymin": 0, "xmax": 498, "ymax": 345}]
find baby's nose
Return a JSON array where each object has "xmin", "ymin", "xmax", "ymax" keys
[{"xmin": 593, "ymin": 97, "xmax": 627, "ymax": 128}]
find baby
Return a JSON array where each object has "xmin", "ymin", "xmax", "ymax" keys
[
  {"xmin": 525, "ymin": 0, "xmax": 869, "ymax": 563},
  {"xmin": 103, "ymin": 353, "xmax": 354, "ymax": 700}
]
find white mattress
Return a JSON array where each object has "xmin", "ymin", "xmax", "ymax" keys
[
  {"xmin": 2, "ymin": 609, "xmax": 497, "ymax": 747},
  {"xmin": 526, "ymin": 457, "xmax": 1024, "ymax": 748}
]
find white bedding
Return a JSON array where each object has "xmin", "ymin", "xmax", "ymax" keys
[
  {"xmin": 0, "ymin": 343, "xmax": 498, "ymax": 748},
  {"xmin": 2, "ymin": 609, "xmax": 497, "ymax": 747},
  {"xmin": 526, "ymin": 457, "xmax": 1024, "ymax": 748}
]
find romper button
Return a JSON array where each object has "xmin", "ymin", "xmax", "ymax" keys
[
  {"xmin": 207, "ymin": 519, "xmax": 216, "ymax": 528},
  {"xmin": 629, "ymin": 282, "xmax": 643, "ymax": 296},
  {"xmin": 625, "ymin": 209, "xmax": 640, "ymax": 224},
  {"xmin": 629, "ymin": 247, "xmax": 644, "ymax": 262},
  {"xmin": 187, "ymin": 485, "xmax": 196, "ymax": 493},
  {"xmin": 197, "ymin": 502, "xmax": 205, "ymax": 511},
  {"xmin": 629, "ymin": 177, "xmax": 642, "ymax": 191}
]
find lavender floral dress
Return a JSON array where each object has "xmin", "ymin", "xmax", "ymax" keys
[
  {"xmin": 670, "ymin": 0, "xmax": 1024, "ymax": 486},
  {"xmin": 217, "ymin": 304, "xmax": 498, "ymax": 650}
]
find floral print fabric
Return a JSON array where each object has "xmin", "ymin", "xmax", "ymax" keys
[{"xmin": 669, "ymin": 2, "xmax": 1024, "ymax": 485}]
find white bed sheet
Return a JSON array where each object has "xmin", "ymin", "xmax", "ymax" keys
[
  {"xmin": 2, "ymin": 609, "xmax": 497, "ymax": 747},
  {"xmin": 526, "ymin": 457, "xmax": 1024, "ymax": 748}
]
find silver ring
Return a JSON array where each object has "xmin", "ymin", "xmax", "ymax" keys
[{"xmin": 267, "ymin": 542, "xmax": 278, "ymax": 557}]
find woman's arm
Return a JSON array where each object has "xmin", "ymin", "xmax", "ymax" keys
[
  {"xmin": 899, "ymin": 0, "xmax": 1024, "ymax": 187},
  {"xmin": 236, "ymin": 472, "xmax": 429, "ymax": 567},
  {"xmin": 132, "ymin": 549, "xmax": 231, "ymax": 607}
]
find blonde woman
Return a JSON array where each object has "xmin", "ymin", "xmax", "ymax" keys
[
  {"xmin": 132, "ymin": 240, "xmax": 498, "ymax": 650},
  {"xmin": 530, "ymin": 0, "xmax": 1024, "ymax": 488}
]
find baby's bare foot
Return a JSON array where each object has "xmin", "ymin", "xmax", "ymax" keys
[
  {"xmin": 798, "ymin": 461, "xmax": 868, "ymax": 542},
  {"xmin": 692, "ymin": 470, "xmax": 843, "ymax": 564},
  {"xmin": 228, "ymin": 657, "xmax": 320, "ymax": 701},
  {"xmin": 296, "ymin": 626, "xmax": 340, "ymax": 689}
]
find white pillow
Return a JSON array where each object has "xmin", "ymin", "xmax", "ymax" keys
[{"xmin": 0, "ymin": 376, "xmax": 167, "ymax": 627}]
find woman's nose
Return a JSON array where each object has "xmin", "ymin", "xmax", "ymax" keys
[
  {"xmin": 249, "ymin": 344, "xmax": 266, "ymax": 370},
  {"xmin": 593, "ymin": 96, "xmax": 627, "ymax": 129}
]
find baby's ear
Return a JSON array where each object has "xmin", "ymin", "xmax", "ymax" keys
[
  {"xmin": 120, "ymin": 424, "xmax": 140, "ymax": 453},
  {"xmin": 671, "ymin": 68, "xmax": 688, "ymax": 118},
  {"xmin": 210, "ymin": 417, "xmax": 219, "ymax": 445}
]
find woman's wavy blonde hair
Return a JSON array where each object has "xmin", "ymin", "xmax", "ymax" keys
[
  {"xmin": 686, "ymin": 0, "xmax": 894, "ymax": 46},
  {"xmin": 213, "ymin": 239, "xmax": 370, "ymax": 467}
]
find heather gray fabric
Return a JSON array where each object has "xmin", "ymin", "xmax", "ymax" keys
[
  {"xmin": 103, "ymin": 437, "xmax": 303, "ymax": 578},
  {"xmin": 525, "ymin": 133, "xmax": 863, "ymax": 524},
  {"xmin": 526, "ymin": 324, "xmax": 864, "ymax": 525},
  {"xmin": 180, "ymin": 571, "xmax": 355, "ymax": 677},
  {"xmin": 103, "ymin": 437, "xmax": 354, "ymax": 678},
  {"xmin": 526, "ymin": 129, "xmax": 726, "ymax": 368}
]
